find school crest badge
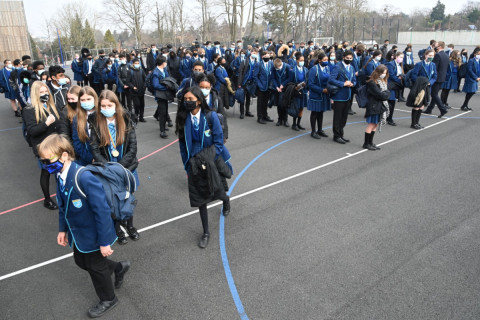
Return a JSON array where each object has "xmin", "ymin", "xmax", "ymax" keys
[
  {"xmin": 72, "ymin": 199, "xmax": 83, "ymax": 209},
  {"xmin": 204, "ymin": 129, "xmax": 211, "ymax": 137}
]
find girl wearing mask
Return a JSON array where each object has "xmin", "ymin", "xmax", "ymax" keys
[
  {"xmin": 176, "ymin": 87, "xmax": 232, "ymax": 249},
  {"xmin": 307, "ymin": 53, "xmax": 331, "ymax": 139},
  {"xmin": 23, "ymin": 81, "xmax": 68, "ymax": 210},
  {"xmin": 64, "ymin": 85, "xmax": 81, "ymax": 138},
  {"xmin": 441, "ymin": 50, "xmax": 461, "ymax": 108},
  {"xmin": 461, "ymin": 48, "xmax": 480, "ymax": 111},
  {"xmin": 72, "ymin": 86, "xmax": 97, "ymax": 165},
  {"xmin": 289, "ymin": 52, "xmax": 308, "ymax": 131},
  {"xmin": 198, "ymin": 73, "xmax": 229, "ymax": 141},
  {"xmin": 90, "ymin": 90, "xmax": 140, "ymax": 245},
  {"xmin": 214, "ymin": 57, "xmax": 230, "ymax": 111},
  {"xmin": 364, "ymin": 50, "xmax": 383, "ymax": 78},
  {"xmin": 364, "ymin": 65, "xmax": 390, "ymax": 150},
  {"xmin": 409, "ymin": 49, "xmax": 438, "ymax": 129},
  {"xmin": 385, "ymin": 51, "xmax": 404, "ymax": 126}
]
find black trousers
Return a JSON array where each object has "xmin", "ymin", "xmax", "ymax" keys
[
  {"xmin": 332, "ymin": 99, "xmax": 352, "ymax": 139},
  {"xmin": 84, "ymin": 74, "xmax": 93, "ymax": 87},
  {"xmin": 427, "ymin": 82, "xmax": 447, "ymax": 112},
  {"xmin": 387, "ymin": 100, "xmax": 396, "ymax": 122},
  {"xmin": 155, "ymin": 99, "xmax": 168, "ymax": 132},
  {"xmin": 73, "ymin": 245, "xmax": 117, "ymax": 302},
  {"xmin": 120, "ymin": 92, "xmax": 133, "ymax": 112},
  {"xmin": 440, "ymin": 89, "xmax": 450, "ymax": 105},
  {"xmin": 93, "ymin": 82, "xmax": 105, "ymax": 97},
  {"xmin": 239, "ymin": 90, "xmax": 251, "ymax": 115},
  {"xmin": 256, "ymin": 90, "xmax": 270, "ymax": 119},
  {"xmin": 132, "ymin": 95, "xmax": 145, "ymax": 118}
]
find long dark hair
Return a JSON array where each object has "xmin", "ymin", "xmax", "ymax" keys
[
  {"xmin": 363, "ymin": 50, "xmax": 382, "ymax": 69},
  {"xmin": 175, "ymin": 86, "xmax": 210, "ymax": 141}
]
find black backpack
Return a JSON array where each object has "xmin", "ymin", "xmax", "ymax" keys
[
  {"xmin": 355, "ymin": 84, "xmax": 368, "ymax": 108},
  {"xmin": 145, "ymin": 72, "xmax": 155, "ymax": 94}
]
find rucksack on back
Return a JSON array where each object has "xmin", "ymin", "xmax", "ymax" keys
[
  {"xmin": 355, "ymin": 84, "xmax": 368, "ymax": 108},
  {"xmin": 145, "ymin": 72, "xmax": 155, "ymax": 94},
  {"xmin": 74, "ymin": 162, "xmax": 137, "ymax": 221}
]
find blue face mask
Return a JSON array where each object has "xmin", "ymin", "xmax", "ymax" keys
[
  {"xmin": 101, "ymin": 108, "xmax": 116, "ymax": 118},
  {"xmin": 321, "ymin": 61, "xmax": 329, "ymax": 66},
  {"xmin": 80, "ymin": 101, "xmax": 95, "ymax": 111},
  {"xmin": 120, "ymin": 60, "xmax": 126, "ymax": 65},
  {"xmin": 133, "ymin": 64, "xmax": 140, "ymax": 69},
  {"xmin": 299, "ymin": 61, "xmax": 305, "ymax": 67},
  {"xmin": 201, "ymin": 88, "xmax": 211, "ymax": 97},
  {"xmin": 41, "ymin": 159, "xmax": 64, "ymax": 174},
  {"xmin": 58, "ymin": 78, "xmax": 67, "ymax": 86}
]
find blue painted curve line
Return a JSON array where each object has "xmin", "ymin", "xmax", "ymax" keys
[{"xmin": 218, "ymin": 119, "xmax": 368, "ymax": 319}]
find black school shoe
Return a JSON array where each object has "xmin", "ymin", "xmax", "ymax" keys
[
  {"xmin": 44, "ymin": 199, "xmax": 58, "ymax": 210},
  {"xmin": 117, "ymin": 231, "xmax": 128, "ymax": 245},
  {"xmin": 198, "ymin": 233, "xmax": 210, "ymax": 249},
  {"xmin": 167, "ymin": 120, "xmax": 173, "ymax": 127},
  {"xmin": 223, "ymin": 197, "xmax": 231, "ymax": 217},
  {"xmin": 126, "ymin": 226, "xmax": 140, "ymax": 241},
  {"xmin": 114, "ymin": 261, "xmax": 131, "ymax": 289},
  {"xmin": 88, "ymin": 296, "xmax": 118, "ymax": 318}
]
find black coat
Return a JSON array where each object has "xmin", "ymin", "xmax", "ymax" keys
[
  {"xmin": 187, "ymin": 145, "xmax": 226, "ymax": 207},
  {"xmin": 209, "ymin": 90, "xmax": 229, "ymax": 140},
  {"xmin": 365, "ymin": 80, "xmax": 390, "ymax": 117},
  {"xmin": 167, "ymin": 56, "xmax": 182, "ymax": 84},
  {"xmin": 146, "ymin": 50, "xmax": 158, "ymax": 72},
  {"xmin": 23, "ymin": 104, "xmax": 68, "ymax": 156},
  {"xmin": 117, "ymin": 64, "xmax": 131, "ymax": 89},
  {"xmin": 88, "ymin": 113, "xmax": 138, "ymax": 171},
  {"xmin": 126, "ymin": 68, "xmax": 146, "ymax": 96},
  {"xmin": 433, "ymin": 51, "xmax": 450, "ymax": 83},
  {"xmin": 406, "ymin": 76, "xmax": 431, "ymax": 108}
]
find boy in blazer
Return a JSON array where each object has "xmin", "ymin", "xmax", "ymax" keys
[{"xmin": 38, "ymin": 134, "xmax": 130, "ymax": 319}]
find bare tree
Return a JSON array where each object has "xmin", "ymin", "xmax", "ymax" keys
[
  {"xmin": 154, "ymin": 2, "xmax": 164, "ymax": 44},
  {"xmin": 106, "ymin": 0, "xmax": 153, "ymax": 48},
  {"xmin": 175, "ymin": 0, "xmax": 188, "ymax": 44}
]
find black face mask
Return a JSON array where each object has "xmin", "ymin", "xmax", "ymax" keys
[
  {"xmin": 193, "ymin": 53, "xmax": 198, "ymax": 57},
  {"xmin": 184, "ymin": 100, "xmax": 197, "ymax": 112},
  {"xmin": 343, "ymin": 59, "xmax": 352, "ymax": 65},
  {"xmin": 463, "ymin": 52, "xmax": 468, "ymax": 56},
  {"xmin": 263, "ymin": 57, "xmax": 270, "ymax": 62},
  {"xmin": 40, "ymin": 93, "xmax": 49, "ymax": 102},
  {"xmin": 199, "ymin": 54, "xmax": 204, "ymax": 58},
  {"xmin": 68, "ymin": 101, "xmax": 77, "ymax": 109}
]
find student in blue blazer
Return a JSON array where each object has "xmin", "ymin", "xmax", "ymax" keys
[
  {"xmin": 71, "ymin": 54, "xmax": 83, "ymax": 86},
  {"xmin": 179, "ymin": 51, "xmax": 193, "ymax": 79},
  {"xmin": 328, "ymin": 50, "xmax": 357, "ymax": 144},
  {"xmin": 177, "ymin": 61, "xmax": 205, "ymax": 100},
  {"xmin": 254, "ymin": 50, "xmax": 274, "ymax": 124},
  {"xmin": 461, "ymin": 48, "xmax": 480, "ymax": 111},
  {"xmin": 289, "ymin": 52, "xmax": 309, "ymax": 131},
  {"xmin": 272, "ymin": 58, "xmax": 291, "ymax": 127},
  {"xmin": 307, "ymin": 53, "xmax": 331, "ymax": 139},
  {"xmin": 214, "ymin": 56, "xmax": 229, "ymax": 110},
  {"xmin": 175, "ymin": 87, "xmax": 232, "ymax": 249},
  {"xmin": 385, "ymin": 52, "xmax": 404, "ymax": 126},
  {"xmin": 82, "ymin": 53, "xmax": 94, "ymax": 87},
  {"xmin": 364, "ymin": 50, "xmax": 383, "ymax": 78},
  {"xmin": 72, "ymin": 86, "xmax": 97, "ymax": 165},
  {"xmin": 152, "ymin": 56, "xmax": 171, "ymax": 138},
  {"xmin": 411, "ymin": 49, "xmax": 438, "ymax": 116},
  {"xmin": 441, "ymin": 50, "xmax": 460, "ymax": 108},
  {"xmin": 456, "ymin": 49, "xmax": 468, "ymax": 92},
  {"xmin": 38, "ymin": 134, "xmax": 130, "ymax": 319}
]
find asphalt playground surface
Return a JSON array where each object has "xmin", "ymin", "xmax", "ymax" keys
[{"xmin": 1, "ymin": 83, "xmax": 480, "ymax": 319}]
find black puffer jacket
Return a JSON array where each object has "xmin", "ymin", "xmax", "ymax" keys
[
  {"xmin": 23, "ymin": 104, "xmax": 68, "ymax": 156},
  {"xmin": 406, "ymin": 76, "xmax": 431, "ymax": 108},
  {"xmin": 126, "ymin": 68, "xmax": 146, "ymax": 96},
  {"xmin": 365, "ymin": 80, "xmax": 390, "ymax": 117},
  {"xmin": 88, "ymin": 113, "xmax": 138, "ymax": 171}
]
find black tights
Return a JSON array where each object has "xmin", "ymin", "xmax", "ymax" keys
[
  {"xmin": 310, "ymin": 111, "xmax": 324, "ymax": 132},
  {"xmin": 463, "ymin": 92, "xmax": 475, "ymax": 108},
  {"xmin": 199, "ymin": 205, "xmax": 209, "ymax": 235},
  {"xmin": 115, "ymin": 217, "xmax": 134, "ymax": 234},
  {"xmin": 40, "ymin": 169, "xmax": 51, "ymax": 200},
  {"xmin": 440, "ymin": 89, "xmax": 450, "ymax": 105}
]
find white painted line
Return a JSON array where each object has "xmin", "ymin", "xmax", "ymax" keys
[
  {"xmin": 395, "ymin": 109, "xmax": 438, "ymax": 117},
  {"xmin": 0, "ymin": 110, "xmax": 470, "ymax": 282}
]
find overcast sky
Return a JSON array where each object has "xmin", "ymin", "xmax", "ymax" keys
[{"xmin": 23, "ymin": 0, "xmax": 470, "ymax": 38}]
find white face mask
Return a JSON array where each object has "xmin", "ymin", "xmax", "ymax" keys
[{"xmin": 380, "ymin": 73, "xmax": 386, "ymax": 79}]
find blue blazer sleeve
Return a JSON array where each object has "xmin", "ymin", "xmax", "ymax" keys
[
  {"xmin": 430, "ymin": 63, "xmax": 438, "ymax": 85},
  {"xmin": 328, "ymin": 65, "xmax": 346, "ymax": 88},
  {"xmin": 215, "ymin": 67, "xmax": 227, "ymax": 85},
  {"xmin": 308, "ymin": 67, "xmax": 322, "ymax": 94},
  {"xmin": 82, "ymin": 62, "xmax": 89, "ymax": 75},
  {"xmin": 209, "ymin": 112, "xmax": 224, "ymax": 158},
  {"xmin": 78, "ymin": 171, "xmax": 116, "ymax": 247},
  {"xmin": 57, "ymin": 184, "xmax": 68, "ymax": 232},
  {"xmin": 179, "ymin": 140, "xmax": 188, "ymax": 171},
  {"xmin": 152, "ymin": 69, "xmax": 167, "ymax": 91},
  {"xmin": 411, "ymin": 62, "xmax": 422, "ymax": 83},
  {"xmin": 466, "ymin": 59, "xmax": 478, "ymax": 79},
  {"xmin": 387, "ymin": 62, "xmax": 401, "ymax": 84}
]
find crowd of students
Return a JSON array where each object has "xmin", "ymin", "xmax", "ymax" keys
[{"xmin": 1, "ymin": 37, "xmax": 479, "ymax": 318}]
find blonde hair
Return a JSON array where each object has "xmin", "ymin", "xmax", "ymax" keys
[
  {"xmin": 30, "ymin": 81, "xmax": 60, "ymax": 123},
  {"xmin": 96, "ymin": 90, "xmax": 126, "ymax": 147},
  {"xmin": 37, "ymin": 134, "xmax": 75, "ymax": 160}
]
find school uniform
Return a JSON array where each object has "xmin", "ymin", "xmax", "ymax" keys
[
  {"xmin": 151, "ymin": 66, "xmax": 171, "ymax": 135},
  {"xmin": 56, "ymin": 161, "xmax": 118, "ymax": 303},
  {"xmin": 254, "ymin": 60, "xmax": 273, "ymax": 122},
  {"xmin": 461, "ymin": 58, "xmax": 480, "ymax": 110},
  {"xmin": 289, "ymin": 65, "xmax": 308, "ymax": 127},
  {"xmin": 403, "ymin": 52, "xmax": 415, "ymax": 72},
  {"xmin": 0, "ymin": 67, "xmax": 17, "ymax": 100},
  {"xmin": 17, "ymin": 82, "xmax": 30, "ymax": 109},
  {"xmin": 231, "ymin": 55, "xmax": 245, "ymax": 87},
  {"xmin": 213, "ymin": 46, "xmax": 225, "ymax": 58},
  {"xmin": 177, "ymin": 77, "xmax": 198, "ymax": 100},
  {"xmin": 72, "ymin": 113, "xmax": 95, "ymax": 166},
  {"xmin": 8, "ymin": 68, "xmax": 21, "ymax": 94},
  {"xmin": 237, "ymin": 58, "xmax": 258, "ymax": 116},
  {"xmin": 146, "ymin": 49, "xmax": 158, "ymax": 72},
  {"xmin": 365, "ymin": 60, "xmax": 381, "ymax": 77},
  {"xmin": 180, "ymin": 58, "xmax": 192, "ymax": 79},
  {"xmin": 117, "ymin": 63, "xmax": 133, "ymax": 112},
  {"xmin": 83, "ymin": 58, "xmax": 94, "ymax": 87},
  {"xmin": 92, "ymin": 57, "xmax": 107, "ymax": 95},
  {"xmin": 386, "ymin": 60, "xmax": 403, "ymax": 123},
  {"xmin": 425, "ymin": 50, "xmax": 449, "ymax": 114},
  {"xmin": 411, "ymin": 60, "xmax": 438, "ymax": 87},
  {"xmin": 328, "ymin": 62, "xmax": 357, "ymax": 141},
  {"xmin": 206, "ymin": 90, "xmax": 229, "ymax": 140},
  {"xmin": 272, "ymin": 63, "xmax": 291, "ymax": 124},
  {"xmin": 71, "ymin": 59, "xmax": 83, "ymax": 84},
  {"xmin": 307, "ymin": 64, "xmax": 332, "ymax": 136},
  {"xmin": 126, "ymin": 68, "xmax": 146, "ymax": 121}
]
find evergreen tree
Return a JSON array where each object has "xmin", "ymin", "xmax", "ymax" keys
[
  {"xmin": 430, "ymin": 1, "xmax": 446, "ymax": 22},
  {"xmin": 29, "ymin": 33, "xmax": 40, "ymax": 60},
  {"xmin": 103, "ymin": 29, "xmax": 117, "ymax": 49},
  {"xmin": 83, "ymin": 19, "xmax": 95, "ymax": 48}
]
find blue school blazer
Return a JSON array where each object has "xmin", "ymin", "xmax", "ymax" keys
[
  {"xmin": 57, "ymin": 162, "xmax": 117, "ymax": 253},
  {"xmin": 328, "ymin": 62, "xmax": 357, "ymax": 101},
  {"xmin": 411, "ymin": 61, "xmax": 437, "ymax": 86},
  {"xmin": 179, "ymin": 111, "xmax": 231, "ymax": 173},
  {"xmin": 254, "ymin": 61, "xmax": 273, "ymax": 92}
]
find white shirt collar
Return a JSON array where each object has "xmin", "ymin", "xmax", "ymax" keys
[
  {"xmin": 343, "ymin": 62, "xmax": 350, "ymax": 69},
  {"xmin": 107, "ymin": 118, "xmax": 116, "ymax": 126},
  {"xmin": 205, "ymin": 95, "xmax": 211, "ymax": 105},
  {"xmin": 58, "ymin": 161, "xmax": 72, "ymax": 182},
  {"xmin": 190, "ymin": 110, "xmax": 201, "ymax": 124}
]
